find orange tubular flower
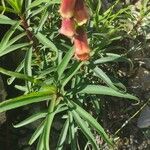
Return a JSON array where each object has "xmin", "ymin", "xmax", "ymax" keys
[
  {"xmin": 59, "ymin": 0, "xmax": 76, "ymax": 18},
  {"xmin": 74, "ymin": 28, "xmax": 90, "ymax": 61},
  {"xmin": 74, "ymin": 0, "xmax": 89, "ymax": 26},
  {"xmin": 59, "ymin": 18, "xmax": 76, "ymax": 37}
]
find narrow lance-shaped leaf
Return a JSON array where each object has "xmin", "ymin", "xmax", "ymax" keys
[
  {"xmin": 0, "ymin": 85, "xmax": 56, "ymax": 113},
  {"xmin": 43, "ymin": 96, "xmax": 56, "ymax": 150},
  {"xmin": 76, "ymin": 85, "xmax": 139, "ymax": 101},
  {"xmin": 56, "ymin": 118, "xmax": 69, "ymax": 150},
  {"xmin": 69, "ymin": 100, "xmax": 113, "ymax": 145},
  {"xmin": 36, "ymin": 130, "xmax": 44, "ymax": 150},
  {"xmin": 57, "ymin": 48, "xmax": 74, "ymax": 80},
  {"xmin": 0, "ymin": 14, "xmax": 23, "ymax": 30},
  {"xmin": 6, "ymin": 0, "xmax": 21, "ymax": 13},
  {"xmin": 71, "ymin": 110, "xmax": 99, "ymax": 150},
  {"xmin": 61, "ymin": 61, "xmax": 83, "ymax": 88},
  {"xmin": 24, "ymin": 47, "xmax": 33, "ymax": 91},
  {"xmin": 0, "ymin": 21, "xmax": 20, "ymax": 53},
  {"xmin": 36, "ymin": 9, "xmax": 49, "ymax": 32},
  {"xmin": 7, "ymin": 59, "xmax": 25, "ymax": 85},
  {"xmin": 29, "ymin": 120, "xmax": 45, "ymax": 145},
  {"xmin": 16, "ymin": 0, "xmax": 24, "ymax": 12},
  {"xmin": 29, "ymin": 5, "xmax": 48, "ymax": 18},
  {"xmin": 68, "ymin": 111, "xmax": 77, "ymax": 149},
  {"xmin": 14, "ymin": 111, "xmax": 47, "ymax": 128},
  {"xmin": 29, "ymin": 0, "xmax": 60, "ymax": 9},
  {"xmin": 7, "ymin": 32, "xmax": 27, "ymax": 48},
  {"xmin": 0, "ymin": 6, "xmax": 16, "ymax": 13},
  {"xmin": 24, "ymin": 47, "xmax": 32, "ymax": 76},
  {"xmin": 0, "ymin": 66, "xmax": 36, "ymax": 83},
  {"xmin": 94, "ymin": 53, "xmax": 133, "ymax": 69},
  {"xmin": 35, "ymin": 32, "xmax": 58, "ymax": 59},
  {"xmin": 0, "ymin": 42, "xmax": 31, "ymax": 57},
  {"xmin": 91, "ymin": 65, "xmax": 119, "ymax": 91}
]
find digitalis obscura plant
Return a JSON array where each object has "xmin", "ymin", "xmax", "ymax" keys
[{"xmin": 0, "ymin": 0, "xmax": 141, "ymax": 149}]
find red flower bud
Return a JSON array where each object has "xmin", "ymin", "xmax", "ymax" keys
[
  {"xmin": 74, "ymin": 28, "xmax": 90, "ymax": 61},
  {"xmin": 59, "ymin": 0, "xmax": 76, "ymax": 18},
  {"xmin": 59, "ymin": 18, "xmax": 76, "ymax": 37},
  {"xmin": 74, "ymin": 0, "xmax": 89, "ymax": 26}
]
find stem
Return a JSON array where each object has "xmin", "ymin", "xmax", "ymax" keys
[
  {"xmin": 20, "ymin": 16, "xmax": 39, "ymax": 55},
  {"xmin": 114, "ymin": 99, "xmax": 150, "ymax": 135},
  {"xmin": 20, "ymin": 16, "xmax": 33, "ymax": 42},
  {"xmin": 44, "ymin": 95, "xmax": 56, "ymax": 150},
  {"xmin": 20, "ymin": 15, "xmax": 42, "ymax": 67}
]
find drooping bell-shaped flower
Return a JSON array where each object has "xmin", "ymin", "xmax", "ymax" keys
[
  {"xmin": 59, "ymin": 18, "xmax": 76, "ymax": 37},
  {"xmin": 74, "ymin": 0, "xmax": 89, "ymax": 26},
  {"xmin": 59, "ymin": 0, "xmax": 76, "ymax": 18},
  {"xmin": 74, "ymin": 27, "xmax": 90, "ymax": 61}
]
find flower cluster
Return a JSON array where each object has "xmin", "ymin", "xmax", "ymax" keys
[{"xmin": 59, "ymin": 0, "xmax": 90, "ymax": 61}]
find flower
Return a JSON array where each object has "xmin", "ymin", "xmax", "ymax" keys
[
  {"xmin": 59, "ymin": 0, "xmax": 76, "ymax": 18},
  {"xmin": 59, "ymin": 18, "xmax": 76, "ymax": 37},
  {"xmin": 74, "ymin": 0, "xmax": 89, "ymax": 26},
  {"xmin": 74, "ymin": 28, "xmax": 90, "ymax": 61},
  {"xmin": 59, "ymin": 0, "xmax": 91, "ymax": 61}
]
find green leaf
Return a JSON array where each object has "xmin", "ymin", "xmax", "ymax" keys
[
  {"xmin": 0, "ymin": 14, "xmax": 15, "ymax": 24},
  {"xmin": 108, "ymin": 76, "xmax": 127, "ymax": 92},
  {"xmin": 77, "ymin": 85, "xmax": 139, "ymax": 101},
  {"xmin": 57, "ymin": 48, "xmax": 74, "ymax": 80},
  {"xmin": 29, "ymin": 0, "xmax": 60, "ymax": 9},
  {"xmin": 25, "ymin": 0, "xmax": 32, "ymax": 18},
  {"xmin": 0, "ymin": 66, "xmax": 36, "ymax": 83},
  {"xmin": 7, "ymin": 32, "xmax": 27, "ymax": 48},
  {"xmin": 36, "ymin": 131, "xmax": 44, "ymax": 150},
  {"xmin": 0, "ymin": 42, "xmax": 31, "ymax": 57},
  {"xmin": 14, "ymin": 85, "xmax": 27, "ymax": 92},
  {"xmin": 68, "ymin": 111, "xmax": 77, "ymax": 149},
  {"xmin": 29, "ymin": 5, "xmax": 47, "ymax": 18},
  {"xmin": 61, "ymin": 62, "xmax": 83, "ymax": 88},
  {"xmin": 69, "ymin": 101, "xmax": 113, "ymax": 146},
  {"xmin": 43, "ymin": 96, "xmax": 56, "ymax": 150},
  {"xmin": 29, "ymin": 121, "xmax": 45, "ymax": 145},
  {"xmin": 0, "ymin": 14, "xmax": 23, "ymax": 30},
  {"xmin": 0, "ymin": 86, "xmax": 56, "ymax": 113},
  {"xmin": 56, "ymin": 118, "xmax": 69, "ymax": 150},
  {"xmin": 91, "ymin": 65, "xmax": 119, "ymax": 91},
  {"xmin": 29, "ymin": 105, "xmax": 66, "ymax": 145},
  {"xmin": 0, "ymin": 6, "xmax": 16, "ymax": 13},
  {"xmin": 37, "ymin": 67, "xmax": 56, "ymax": 78},
  {"xmin": 24, "ymin": 47, "xmax": 33, "ymax": 91},
  {"xmin": 71, "ymin": 110, "xmax": 99, "ymax": 150},
  {"xmin": 94, "ymin": 53, "xmax": 133, "ymax": 69},
  {"xmin": 35, "ymin": 32, "xmax": 58, "ymax": 56},
  {"xmin": 17, "ymin": 0, "xmax": 24, "ymax": 11},
  {"xmin": 36, "ymin": 9, "xmax": 49, "ymax": 32},
  {"xmin": 0, "ymin": 21, "xmax": 20, "ymax": 53},
  {"xmin": 14, "ymin": 111, "xmax": 47, "ymax": 128},
  {"xmin": 24, "ymin": 47, "xmax": 32, "ymax": 76},
  {"xmin": 6, "ymin": 0, "xmax": 21, "ymax": 13},
  {"xmin": 7, "ymin": 59, "xmax": 25, "ymax": 85},
  {"xmin": 142, "ymin": 0, "xmax": 149, "ymax": 13},
  {"xmin": 96, "ymin": 0, "xmax": 102, "ymax": 13}
]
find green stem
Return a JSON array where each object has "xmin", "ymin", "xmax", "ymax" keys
[
  {"xmin": 115, "ymin": 99, "xmax": 150, "ymax": 135},
  {"xmin": 44, "ymin": 95, "xmax": 56, "ymax": 150}
]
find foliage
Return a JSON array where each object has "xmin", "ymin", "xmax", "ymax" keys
[{"xmin": 0, "ymin": 0, "xmax": 149, "ymax": 149}]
